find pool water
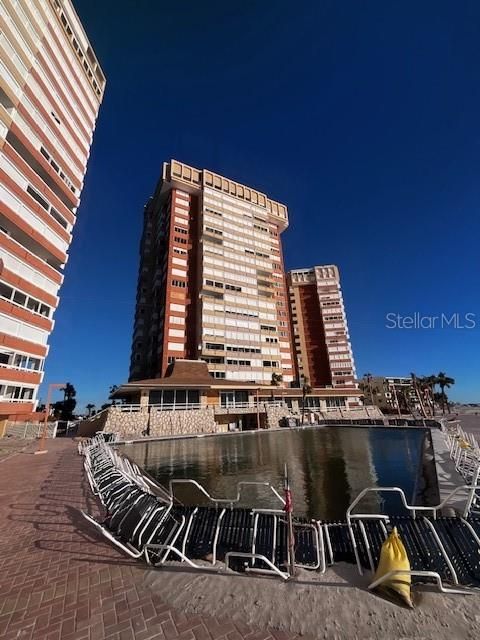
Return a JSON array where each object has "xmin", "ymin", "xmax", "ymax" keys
[{"xmin": 124, "ymin": 426, "xmax": 437, "ymax": 520}]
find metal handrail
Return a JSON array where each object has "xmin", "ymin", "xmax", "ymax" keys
[
  {"xmin": 346, "ymin": 473, "xmax": 480, "ymax": 522},
  {"xmin": 168, "ymin": 479, "xmax": 286, "ymax": 507},
  {"xmin": 225, "ymin": 552, "xmax": 290, "ymax": 581}
]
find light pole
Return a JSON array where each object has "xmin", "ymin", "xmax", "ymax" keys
[{"xmin": 35, "ymin": 382, "xmax": 65, "ymax": 455}]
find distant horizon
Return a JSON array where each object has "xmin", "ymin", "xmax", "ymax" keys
[{"xmin": 39, "ymin": 0, "xmax": 480, "ymax": 410}]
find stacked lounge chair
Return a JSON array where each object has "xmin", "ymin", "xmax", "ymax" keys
[{"xmin": 80, "ymin": 434, "xmax": 480, "ymax": 592}]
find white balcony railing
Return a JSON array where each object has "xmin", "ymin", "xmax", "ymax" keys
[
  {"xmin": 114, "ymin": 400, "xmax": 288, "ymax": 413},
  {"xmin": 0, "ymin": 361, "xmax": 43, "ymax": 374},
  {"xmin": 0, "ymin": 32, "xmax": 28, "ymax": 78},
  {"xmin": 117, "ymin": 403, "xmax": 202, "ymax": 413},
  {"xmin": 0, "ymin": 183, "xmax": 69, "ymax": 256}
]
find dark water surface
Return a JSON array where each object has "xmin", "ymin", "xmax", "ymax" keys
[{"xmin": 124, "ymin": 426, "xmax": 433, "ymax": 520}]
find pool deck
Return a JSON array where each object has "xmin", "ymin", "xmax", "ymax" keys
[
  {"xmin": 0, "ymin": 438, "xmax": 305, "ymax": 640},
  {"xmin": 430, "ymin": 427, "xmax": 468, "ymax": 515}
]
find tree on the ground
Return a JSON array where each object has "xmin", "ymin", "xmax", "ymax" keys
[
  {"xmin": 52, "ymin": 383, "xmax": 77, "ymax": 420},
  {"xmin": 86, "ymin": 403, "xmax": 95, "ymax": 417},
  {"xmin": 360, "ymin": 373, "xmax": 375, "ymax": 405},
  {"xmin": 109, "ymin": 384, "xmax": 119, "ymax": 406},
  {"xmin": 423, "ymin": 375, "xmax": 438, "ymax": 417},
  {"xmin": 271, "ymin": 373, "xmax": 283, "ymax": 386},
  {"xmin": 436, "ymin": 372, "xmax": 455, "ymax": 414},
  {"xmin": 301, "ymin": 376, "xmax": 312, "ymax": 425},
  {"xmin": 396, "ymin": 387, "xmax": 411, "ymax": 414}
]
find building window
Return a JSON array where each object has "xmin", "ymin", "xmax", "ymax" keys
[
  {"xmin": 205, "ymin": 279, "xmax": 224, "ymax": 288},
  {"xmin": 220, "ymin": 391, "xmax": 248, "ymax": 407},
  {"xmin": 50, "ymin": 207, "xmax": 68, "ymax": 229},
  {"xmin": 260, "ymin": 325, "xmax": 276, "ymax": 332},
  {"xmin": 0, "ymin": 384, "xmax": 34, "ymax": 401},
  {"xmin": 50, "ymin": 111, "xmax": 61, "ymax": 126},
  {"xmin": 226, "ymin": 346, "xmax": 261, "ymax": 354},
  {"xmin": 201, "ymin": 356, "xmax": 225, "ymax": 364},
  {"xmin": 148, "ymin": 388, "xmax": 200, "ymax": 408},
  {"xmin": 0, "ymin": 282, "xmax": 13, "ymax": 300},
  {"xmin": 171, "ymin": 280, "xmax": 186, "ymax": 288},
  {"xmin": 27, "ymin": 185, "xmax": 49, "ymax": 210},
  {"xmin": 263, "ymin": 361, "xmax": 278, "ymax": 368},
  {"xmin": 205, "ymin": 226, "xmax": 223, "ymax": 236},
  {"xmin": 326, "ymin": 397, "xmax": 346, "ymax": 408},
  {"xmin": 13, "ymin": 355, "xmax": 42, "ymax": 371},
  {"xmin": 12, "ymin": 290, "xmax": 27, "ymax": 306}
]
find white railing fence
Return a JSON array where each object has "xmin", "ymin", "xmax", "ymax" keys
[
  {"xmin": 114, "ymin": 400, "xmax": 288, "ymax": 413},
  {"xmin": 5, "ymin": 421, "xmax": 58, "ymax": 439}
]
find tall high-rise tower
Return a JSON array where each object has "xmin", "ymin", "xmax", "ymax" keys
[
  {"xmin": 288, "ymin": 266, "xmax": 356, "ymax": 388},
  {"xmin": 0, "ymin": 0, "xmax": 105, "ymax": 416},
  {"xmin": 130, "ymin": 159, "xmax": 294, "ymax": 384}
]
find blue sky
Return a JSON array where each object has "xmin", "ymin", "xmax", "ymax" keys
[{"xmin": 40, "ymin": 0, "xmax": 480, "ymax": 410}]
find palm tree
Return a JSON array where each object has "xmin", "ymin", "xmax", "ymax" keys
[
  {"xmin": 109, "ymin": 384, "xmax": 119, "ymax": 406},
  {"xmin": 62, "ymin": 382, "xmax": 76, "ymax": 401},
  {"xmin": 86, "ymin": 403, "xmax": 95, "ymax": 417},
  {"xmin": 436, "ymin": 372, "xmax": 455, "ymax": 414},
  {"xmin": 396, "ymin": 387, "xmax": 411, "ymax": 415},
  {"xmin": 434, "ymin": 392, "xmax": 443, "ymax": 409},
  {"xmin": 270, "ymin": 372, "xmax": 284, "ymax": 403},
  {"xmin": 55, "ymin": 382, "xmax": 77, "ymax": 420},
  {"xmin": 362, "ymin": 373, "xmax": 374, "ymax": 405},
  {"xmin": 271, "ymin": 373, "xmax": 283, "ymax": 386},
  {"xmin": 301, "ymin": 376, "xmax": 312, "ymax": 426},
  {"xmin": 423, "ymin": 375, "xmax": 438, "ymax": 417}
]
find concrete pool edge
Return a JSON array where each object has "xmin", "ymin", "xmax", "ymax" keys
[
  {"xmin": 430, "ymin": 427, "xmax": 467, "ymax": 514},
  {"xmin": 114, "ymin": 420, "xmax": 438, "ymax": 447}
]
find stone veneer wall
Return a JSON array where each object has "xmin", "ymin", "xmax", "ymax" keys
[
  {"xmin": 150, "ymin": 408, "xmax": 216, "ymax": 436},
  {"xmin": 97, "ymin": 407, "xmax": 216, "ymax": 439},
  {"xmin": 79, "ymin": 404, "xmax": 384, "ymax": 439},
  {"xmin": 103, "ymin": 409, "xmax": 149, "ymax": 438},
  {"xmin": 265, "ymin": 406, "xmax": 294, "ymax": 428}
]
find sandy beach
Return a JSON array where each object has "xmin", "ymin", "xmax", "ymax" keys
[{"xmin": 144, "ymin": 561, "xmax": 480, "ymax": 639}]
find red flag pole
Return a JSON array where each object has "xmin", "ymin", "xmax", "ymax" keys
[{"xmin": 284, "ymin": 463, "xmax": 295, "ymax": 577}]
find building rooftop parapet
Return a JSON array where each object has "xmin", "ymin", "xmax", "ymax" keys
[{"xmin": 162, "ymin": 159, "xmax": 289, "ymax": 230}]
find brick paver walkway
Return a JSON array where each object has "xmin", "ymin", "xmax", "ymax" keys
[
  {"xmin": 0, "ymin": 437, "xmax": 31, "ymax": 461},
  {"xmin": 0, "ymin": 439, "xmax": 304, "ymax": 640}
]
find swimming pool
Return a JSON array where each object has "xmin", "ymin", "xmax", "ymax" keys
[{"xmin": 124, "ymin": 426, "xmax": 439, "ymax": 520}]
